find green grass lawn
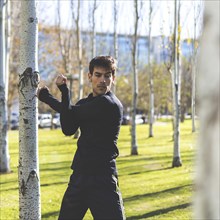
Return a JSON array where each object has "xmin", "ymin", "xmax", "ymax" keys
[{"xmin": 0, "ymin": 120, "xmax": 197, "ymax": 220}]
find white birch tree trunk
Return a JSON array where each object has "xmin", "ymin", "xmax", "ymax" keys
[
  {"xmin": 5, "ymin": 0, "xmax": 10, "ymax": 97},
  {"xmin": 131, "ymin": 0, "xmax": 138, "ymax": 155},
  {"xmin": 71, "ymin": 0, "xmax": 83, "ymax": 139},
  {"xmin": 172, "ymin": 0, "xmax": 182, "ymax": 167},
  {"xmin": 72, "ymin": 0, "xmax": 83, "ymax": 101},
  {"xmin": 148, "ymin": 0, "xmax": 154, "ymax": 138},
  {"xmin": 0, "ymin": 0, "xmax": 10, "ymax": 173},
  {"xmin": 191, "ymin": 58, "xmax": 196, "ymax": 132},
  {"xmin": 191, "ymin": 3, "xmax": 198, "ymax": 133},
  {"xmin": 113, "ymin": 0, "xmax": 118, "ymax": 63},
  {"xmin": 92, "ymin": 0, "xmax": 97, "ymax": 58},
  {"xmin": 191, "ymin": 1, "xmax": 203, "ymax": 132},
  {"xmin": 195, "ymin": 1, "xmax": 220, "ymax": 219},
  {"xmin": 18, "ymin": 1, "xmax": 40, "ymax": 219},
  {"xmin": 112, "ymin": 0, "xmax": 118, "ymax": 94}
]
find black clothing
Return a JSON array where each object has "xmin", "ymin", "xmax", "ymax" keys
[
  {"xmin": 39, "ymin": 84, "xmax": 123, "ymax": 175},
  {"xmin": 59, "ymin": 172, "xmax": 125, "ymax": 220},
  {"xmin": 38, "ymin": 84, "xmax": 125, "ymax": 220}
]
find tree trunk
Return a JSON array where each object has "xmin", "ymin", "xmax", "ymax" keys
[
  {"xmin": 57, "ymin": 0, "xmax": 69, "ymax": 74},
  {"xmin": 113, "ymin": 0, "xmax": 118, "ymax": 63},
  {"xmin": 148, "ymin": 0, "xmax": 154, "ymax": 138},
  {"xmin": 92, "ymin": 0, "xmax": 97, "ymax": 58},
  {"xmin": 191, "ymin": 61, "xmax": 196, "ymax": 132},
  {"xmin": 71, "ymin": 0, "xmax": 83, "ymax": 139},
  {"xmin": 131, "ymin": 0, "xmax": 139, "ymax": 155},
  {"xmin": 195, "ymin": 1, "xmax": 220, "ymax": 219},
  {"xmin": 77, "ymin": 0, "xmax": 83, "ymax": 101},
  {"xmin": 18, "ymin": 1, "xmax": 40, "ymax": 219},
  {"xmin": 191, "ymin": 2, "xmax": 198, "ymax": 133},
  {"xmin": 112, "ymin": 0, "xmax": 118, "ymax": 94},
  {"xmin": 0, "ymin": 0, "xmax": 10, "ymax": 173},
  {"xmin": 172, "ymin": 0, "xmax": 182, "ymax": 167}
]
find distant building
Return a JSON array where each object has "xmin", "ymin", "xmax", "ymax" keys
[
  {"xmin": 82, "ymin": 32, "xmax": 193, "ymax": 74},
  {"xmin": 39, "ymin": 29, "xmax": 193, "ymax": 78}
]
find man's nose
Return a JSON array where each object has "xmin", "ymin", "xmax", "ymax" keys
[{"xmin": 100, "ymin": 75, "xmax": 106, "ymax": 83}]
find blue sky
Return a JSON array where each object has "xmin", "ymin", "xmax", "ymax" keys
[{"xmin": 38, "ymin": 0, "xmax": 204, "ymax": 39}]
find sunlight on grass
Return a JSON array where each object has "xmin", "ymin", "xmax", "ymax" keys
[{"xmin": 0, "ymin": 119, "xmax": 197, "ymax": 219}]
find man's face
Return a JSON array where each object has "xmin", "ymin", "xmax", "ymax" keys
[{"xmin": 88, "ymin": 66, "xmax": 115, "ymax": 97}]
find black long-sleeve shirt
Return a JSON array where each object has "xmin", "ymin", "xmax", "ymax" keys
[{"xmin": 38, "ymin": 84, "xmax": 123, "ymax": 175}]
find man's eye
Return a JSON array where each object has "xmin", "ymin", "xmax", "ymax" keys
[{"xmin": 105, "ymin": 74, "xmax": 111, "ymax": 78}]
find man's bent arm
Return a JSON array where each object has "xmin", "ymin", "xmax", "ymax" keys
[
  {"xmin": 58, "ymin": 84, "xmax": 79, "ymax": 136},
  {"xmin": 38, "ymin": 88, "xmax": 62, "ymax": 113}
]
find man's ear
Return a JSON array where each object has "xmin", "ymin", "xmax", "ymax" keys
[
  {"xmin": 88, "ymin": 72, "xmax": 92, "ymax": 82},
  {"xmin": 112, "ymin": 75, "xmax": 116, "ymax": 83}
]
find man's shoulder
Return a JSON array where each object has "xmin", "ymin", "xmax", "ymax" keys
[
  {"xmin": 105, "ymin": 92, "xmax": 123, "ymax": 109},
  {"xmin": 76, "ymin": 97, "xmax": 89, "ymax": 105}
]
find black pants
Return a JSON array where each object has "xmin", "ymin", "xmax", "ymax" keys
[{"xmin": 58, "ymin": 172, "xmax": 126, "ymax": 220}]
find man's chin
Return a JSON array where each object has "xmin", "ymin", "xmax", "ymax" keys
[{"xmin": 94, "ymin": 89, "xmax": 108, "ymax": 96}]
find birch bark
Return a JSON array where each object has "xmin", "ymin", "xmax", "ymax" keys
[
  {"xmin": 195, "ymin": 1, "xmax": 220, "ymax": 219},
  {"xmin": 131, "ymin": 0, "xmax": 139, "ymax": 155},
  {"xmin": 0, "ymin": 0, "xmax": 10, "ymax": 173},
  {"xmin": 148, "ymin": 0, "xmax": 154, "ymax": 138},
  {"xmin": 71, "ymin": 0, "xmax": 83, "ymax": 139},
  {"xmin": 172, "ymin": 0, "xmax": 182, "ymax": 167},
  {"xmin": 112, "ymin": 0, "xmax": 118, "ymax": 94},
  {"xmin": 18, "ymin": 1, "xmax": 40, "ymax": 219},
  {"xmin": 91, "ymin": 0, "xmax": 97, "ymax": 58}
]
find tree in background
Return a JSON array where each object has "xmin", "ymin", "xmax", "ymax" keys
[
  {"xmin": 147, "ymin": 0, "xmax": 154, "ymax": 137},
  {"xmin": 91, "ymin": 0, "xmax": 97, "ymax": 58},
  {"xmin": 7, "ymin": 1, "xmax": 20, "ymax": 118},
  {"xmin": 191, "ymin": 1, "xmax": 203, "ymax": 132},
  {"xmin": 131, "ymin": 0, "xmax": 140, "ymax": 155},
  {"xmin": 112, "ymin": 0, "xmax": 118, "ymax": 94},
  {"xmin": 56, "ymin": 0, "xmax": 72, "ymax": 75},
  {"xmin": 71, "ymin": 0, "xmax": 84, "ymax": 101},
  {"xmin": 0, "ymin": 0, "xmax": 10, "ymax": 173},
  {"xmin": 195, "ymin": 1, "xmax": 219, "ymax": 219},
  {"xmin": 18, "ymin": 1, "xmax": 40, "ymax": 219},
  {"xmin": 161, "ymin": 0, "xmax": 182, "ymax": 167},
  {"xmin": 172, "ymin": 0, "xmax": 182, "ymax": 167}
]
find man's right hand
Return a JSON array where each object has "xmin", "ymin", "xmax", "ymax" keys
[
  {"xmin": 37, "ymin": 86, "xmax": 49, "ymax": 98},
  {"xmin": 56, "ymin": 74, "xmax": 67, "ymax": 86}
]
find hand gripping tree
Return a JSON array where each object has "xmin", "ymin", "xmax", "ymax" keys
[{"xmin": 18, "ymin": 1, "xmax": 40, "ymax": 219}]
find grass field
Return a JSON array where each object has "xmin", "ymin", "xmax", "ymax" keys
[{"xmin": 0, "ymin": 119, "xmax": 197, "ymax": 220}]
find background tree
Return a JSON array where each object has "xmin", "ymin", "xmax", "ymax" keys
[
  {"xmin": 147, "ymin": 0, "xmax": 154, "ymax": 137},
  {"xmin": 191, "ymin": 1, "xmax": 203, "ymax": 132},
  {"xmin": 71, "ymin": 0, "xmax": 84, "ymax": 101},
  {"xmin": 0, "ymin": 0, "xmax": 10, "ymax": 173},
  {"xmin": 172, "ymin": 0, "xmax": 182, "ymax": 167},
  {"xmin": 18, "ymin": 1, "xmax": 40, "ymax": 219},
  {"xmin": 195, "ymin": 1, "xmax": 219, "ymax": 219},
  {"xmin": 131, "ymin": 0, "xmax": 140, "ymax": 155},
  {"xmin": 7, "ymin": 1, "xmax": 20, "ymax": 118},
  {"xmin": 71, "ymin": 0, "xmax": 83, "ymax": 139},
  {"xmin": 161, "ymin": 1, "xmax": 182, "ymax": 167},
  {"xmin": 91, "ymin": 0, "xmax": 97, "ymax": 58},
  {"xmin": 112, "ymin": 0, "xmax": 118, "ymax": 94}
]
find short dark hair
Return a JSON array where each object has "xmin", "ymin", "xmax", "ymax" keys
[{"xmin": 89, "ymin": 56, "xmax": 117, "ymax": 76}]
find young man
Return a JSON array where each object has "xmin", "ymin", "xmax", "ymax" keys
[{"xmin": 37, "ymin": 56, "xmax": 126, "ymax": 220}]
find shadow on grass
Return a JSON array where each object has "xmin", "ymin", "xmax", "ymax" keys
[
  {"xmin": 124, "ymin": 184, "xmax": 192, "ymax": 202},
  {"xmin": 126, "ymin": 202, "xmax": 191, "ymax": 219},
  {"xmin": 42, "ymin": 211, "xmax": 60, "ymax": 219},
  {"xmin": 128, "ymin": 166, "xmax": 172, "ymax": 175},
  {"xmin": 41, "ymin": 181, "xmax": 67, "ymax": 187}
]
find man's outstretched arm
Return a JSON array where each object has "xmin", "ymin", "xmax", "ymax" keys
[{"xmin": 37, "ymin": 86, "xmax": 62, "ymax": 113}]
